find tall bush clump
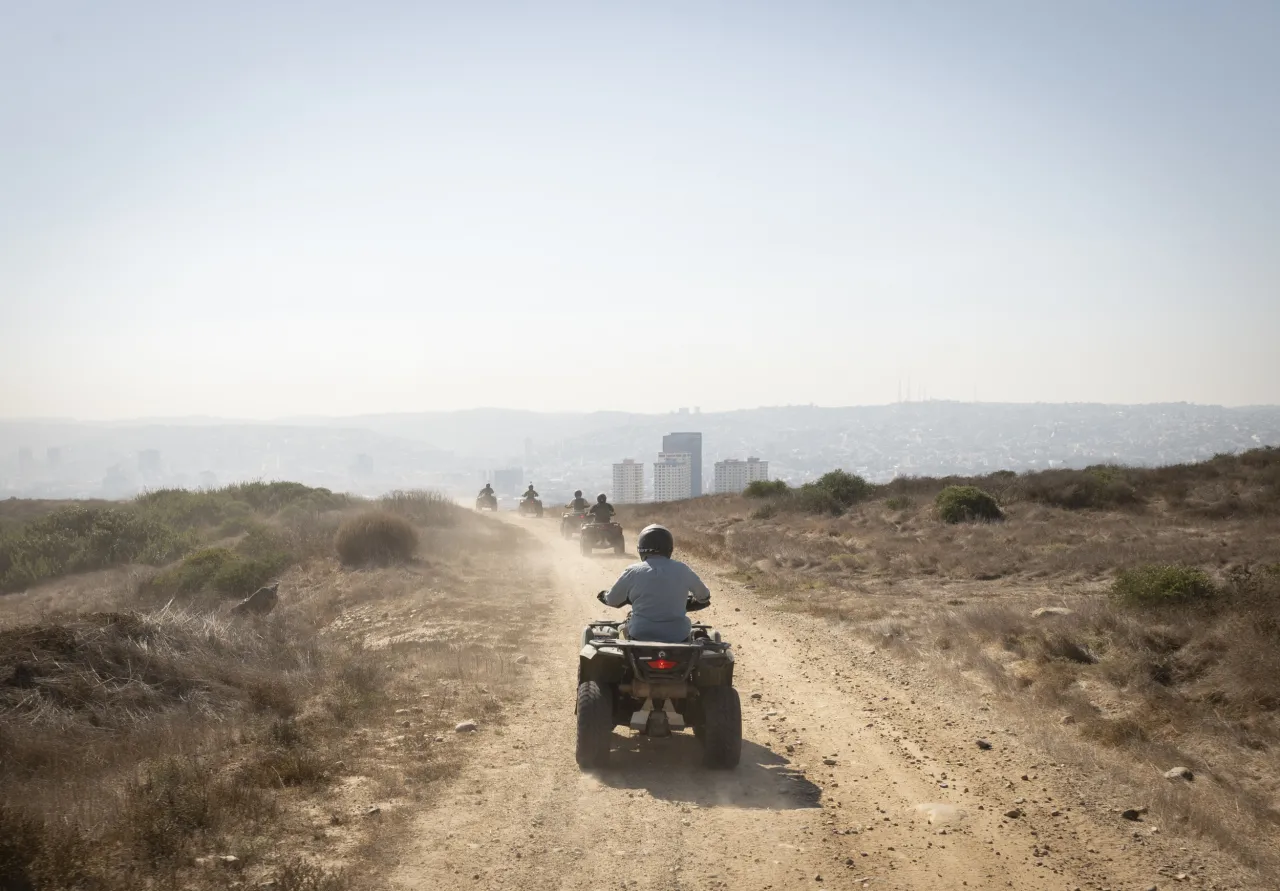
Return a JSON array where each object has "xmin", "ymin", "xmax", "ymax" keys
[
  {"xmin": 1111, "ymin": 565, "xmax": 1216, "ymax": 607},
  {"xmin": 935, "ymin": 486, "xmax": 1003, "ymax": 524},
  {"xmin": 334, "ymin": 511, "xmax": 418, "ymax": 567},
  {"xmin": 744, "ymin": 480, "xmax": 790, "ymax": 498},
  {"xmin": 795, "ymin": 470, "xmax": 872, "ymax": 515}
]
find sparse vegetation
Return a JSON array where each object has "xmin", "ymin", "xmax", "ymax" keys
[
  {"xmin": 935, "ymin": 485, "xmax": 1003, "ymax": 523},
  {"xmin": 0, "ymin": 485, "xmax": 539, "ymax": 889},
  {"xmin": 378, "ymin": 489, "xmax": 457, "ymax": 526},
  {"xmin": 613, "ymin": 449, "xmax": 1280, "ymax": 877},
  {"xmin": 334, "ymin": 510, "xmax": 419, "ymax": 566}
]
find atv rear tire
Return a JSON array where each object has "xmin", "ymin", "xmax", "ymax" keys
[
  {"xmin": 699, "ymin": 686, "xmax": 742, "ymax": 769},
  {"xmin": 580, "ymin": 537, "xmax": 591, "ymax": 556},
  {"xmin": 576, "ymin": 681, "xmax": 613, "ymax": 769},
  {"xmin": 613, "ymin": 536, "xmax": 625, "ymax": 555}
]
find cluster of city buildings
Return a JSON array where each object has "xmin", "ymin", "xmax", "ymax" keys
[{"xmin": 610, "ymin": 432, "xmax": 769, "ymax": 503}]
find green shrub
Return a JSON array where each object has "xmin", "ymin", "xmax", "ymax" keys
[
  {"xmin": 143, "ymin": 527, "xmax": 292, "ymax": 600},
  {"xmin": 136, "ymin": 482, "xmax": 350, "ymax": 532},
  {"xmin": 788, "ymin": 469, "xmax": 873, "ymax": 515},
  {"xmin": 935, "ymin": 486, "xmax": 1003, "ymax": 523},
  {"xmin": 1112, "ymin": 565, "xmax": 1216, "ymax": 607},
  {"xmin": 795, "ymin": 485, "xmax": 844, "ymax": 515},
  {"xmin": 810, "ymin": 470, "xmax": 872, "ymax": 507},
  {"xmin": 0, "ymin": 507, "xmax": 191, "ymax": 593},
  {"xmin": 744, "ymin": 480, "xmax": 790, "ymax": 498},
  {"xmin": 884, "ymin": 495, "xmax": 913, "ymax": 511},
  {"xmin": 334, "ymin": 511, "xmax": 418, "ymax": 567}
]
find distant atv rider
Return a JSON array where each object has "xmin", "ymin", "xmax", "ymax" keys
[
  {"xmin": 479, "ymin": 483, "xmax": 494, "ymax": 498},
  {"xmin": 569, "ymin": 490, "xmax": 589, "ymax": 511},
  {"xmin": 523, "ymin": 483, "xmax": 539, "ymax": 500},
  {"xmin": 586, "ymin": 493, "xmax": 615, "ymax": 524},
  {"xmin": 598, "ymin": 524, "xmax": 710, "ymax": 642}
]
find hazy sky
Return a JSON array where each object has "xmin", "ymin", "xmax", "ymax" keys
[{"xmin": 3, "ymin": 1, "xmax": 1278, "ymax": 419}]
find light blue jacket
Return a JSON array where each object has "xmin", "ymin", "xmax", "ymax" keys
[{"xmin": 604, "ymin": 556, "xmax": 711, "ymax": 642}]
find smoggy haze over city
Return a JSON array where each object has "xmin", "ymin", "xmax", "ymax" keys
[{"xmin": 4, "ymin": 2, "xmax": 1279, "ymax": 420}]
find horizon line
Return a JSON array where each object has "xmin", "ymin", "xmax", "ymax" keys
[{"xmin": 2, "ymin": 399, "xmax": 1278, "ymax": 426}]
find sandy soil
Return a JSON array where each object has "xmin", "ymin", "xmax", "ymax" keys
[{"xmin": 390, "ymin": 515, "xmax": 1264, "ymax": 891}]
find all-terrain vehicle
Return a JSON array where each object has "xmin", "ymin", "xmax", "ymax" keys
[
  {"xmin": 475, "ymin": 493, "xmax": 498, "ymax": 511},
  {"xmin": 575, "ymin": 597, "xmax": 741, "ymax": 769},
  {"xmin": 560, "ymin": 509, "xmax": 589, "ymax": 539},
  {"xmin": 579, "ymin": 519, "xmax": 624, "ymax": 555},
  {"xmin": 519, "ymin": 496, "xmax": 543, "ymax": 518}
]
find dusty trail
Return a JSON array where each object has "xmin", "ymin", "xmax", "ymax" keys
[{"xmin": 392, "ymin": 516, "xmax": 1259, "ymax": 891}]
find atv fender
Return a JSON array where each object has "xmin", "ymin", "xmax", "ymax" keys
[{"xmin": 578, "ymin": 648, "xmax": 626, "ymax": 687}]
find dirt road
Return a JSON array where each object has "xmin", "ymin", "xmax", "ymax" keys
[{"xmin": 392, "ymin": 516, "xmax": 1259, "ymax": 891}]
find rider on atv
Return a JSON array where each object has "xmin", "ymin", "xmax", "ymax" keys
[
  {"xmin": 523, "ymin": 483, "xmax": 539, "ymax": 501},
  {"xmin": 586, "ymin": 493, "xmax": 615, "ymax": 524},
  {"xmin": 479, "ymin": 482, "xmax": 494, "ymax": 498},
  {"xmin": 569, "ymin": 490, "xmax": 589, "ymax": 511},
  {"xmin": 599, "ymin": 524, "xmax": 710, "ymax": 642}
]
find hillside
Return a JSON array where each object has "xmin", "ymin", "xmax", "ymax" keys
[
  {"xmin": 0, "ymin": 484, "xmax": 544, "ymax": 889},
  {"xmin": 613, "ymin": 448, "xmax": 1280, "ymax": 876}
]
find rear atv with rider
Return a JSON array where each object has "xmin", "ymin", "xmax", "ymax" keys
[
  {"xmin": 574, "ymin": 524, "xmax": 742, "ymax": 769},
  {"xmin": 561, "ymin": 490, "xmax": 590, "ymax": 538},
  {"xmin": 576, "ymin": 599, "xmax": 740, "ymax": 769},
  {"xmin": 580, "ymin": 520, "xmax": 624, "ymax": 554},
  {"xmin": 518, "ymin": 483, "xmax": 543, "ymax": 518},
  {"xmin": 579, "ymin": 493, "xmax": 622, "ymax": 554},
  {"xmin": 561, "ymin": 509, "xmax": 589, "ymax": 538}
]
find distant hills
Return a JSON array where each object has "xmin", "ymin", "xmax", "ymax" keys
[{"xmin": 2, "ymin": 402, "xmax": 1278, "ymax": 501}]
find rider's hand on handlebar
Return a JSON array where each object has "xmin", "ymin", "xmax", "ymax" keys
[
  {"xmin": 686, "ymin": 596, "xmax": 710, "ymax": 612},
  {"xmin": 596, "ymin": 590, "xmax": 608, "ymax": 604}
]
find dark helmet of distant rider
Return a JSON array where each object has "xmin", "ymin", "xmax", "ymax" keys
[
  {"xmin": 597, "ymin": 493, "xmax": 608, "ymax": 503},
  {"xmin": 636, "ymin": 524, "xmax": 674, "ymax": 559},
  {"xmin": 574, "ymin": 490, "xmax": 583, "ymax": 498}
]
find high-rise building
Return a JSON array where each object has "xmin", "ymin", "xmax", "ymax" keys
[
  {"xmin": 662, "ymin": 432, "xmax": 702, "ymax": 496},
  {"xmin": 137, "ymin": 449, "xmax": 162, "ymax": 480},
  {"xmin": 491, "ymin": 467, "xmax": 523, "ymax": 495},
  {"xmin": 17, "ymin": 447, "xmax": 34, "ymax": 478},
  {"xmin": 612, "ymin": 459, "xmax": 645, "ymax": 504},
  {"xmin": 653, "ymin": 452, "xmax": 692, "ymax": 502},
  {"xmin": 713, "ymin": 457, "xmax": 770, "ymax": 494}
]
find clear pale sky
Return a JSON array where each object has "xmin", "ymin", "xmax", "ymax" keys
[{"xmin": 3, "ymin": 1, "xmax": 1278, "ymax": 419}]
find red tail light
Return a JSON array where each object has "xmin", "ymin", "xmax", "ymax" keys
[{"xmin": 648, "ymin": 659, "xmax": 677, "ymax": 670}]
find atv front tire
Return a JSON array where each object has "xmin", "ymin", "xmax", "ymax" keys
[
  {"xmin": 699, "ymin": 686, "xmax": 742, "ymax": 769},
  {"xmin": 576, "ymin": 681, "xmax": 613, "ymax": 769}
]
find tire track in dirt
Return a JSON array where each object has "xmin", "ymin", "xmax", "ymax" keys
[{"xmin": 392, "ymin": 516, "xmax": 1262, "ymax": 890}]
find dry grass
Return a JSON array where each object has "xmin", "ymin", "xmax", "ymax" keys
[
  {"xmin": 616, "ymin": 449, "xmax": 1280, "ymax": 875},
  {"xmin": 0, "ymin": 494, "xmax": 542, "ymax": 890}
]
